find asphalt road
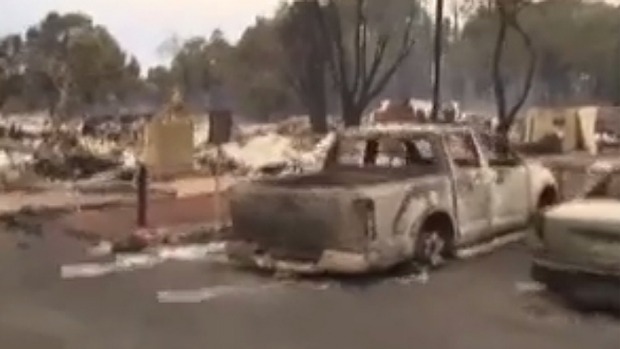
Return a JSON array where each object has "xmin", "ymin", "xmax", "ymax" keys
[{"xmin": 0, "ymin": 229, "xmax": 618, "ymax": 349}]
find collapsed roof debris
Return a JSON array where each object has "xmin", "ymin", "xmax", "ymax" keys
[{"xmin": 0, "ymin": 111, "xmax": 339, "ymax": 196}]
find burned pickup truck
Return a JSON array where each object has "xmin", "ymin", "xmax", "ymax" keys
[{"xmin": 227, "ymin": 125, "xmax": 558, "ymax": 274}]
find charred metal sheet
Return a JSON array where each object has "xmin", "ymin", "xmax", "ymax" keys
[{"xmin": 230, "ymin": 185, "xmax": 369, "ymax": 261}]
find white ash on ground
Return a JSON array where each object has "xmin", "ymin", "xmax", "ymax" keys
[{"xmin": 61, "ymin": 242, "xmax": 229, "ymax": 279}]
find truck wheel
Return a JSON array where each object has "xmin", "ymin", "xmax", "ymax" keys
[{"xmin": 414, "ymin": 216, "xmax": 453, "ymax": 268}]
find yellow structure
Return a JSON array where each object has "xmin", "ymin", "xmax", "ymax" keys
[
  {"xmin": 142, "ymin": 89, "xmax": 195, "ymax": 179},
  {"xmin": 514, "ymin": 106, "xmax": 599, "ymax": 155}
]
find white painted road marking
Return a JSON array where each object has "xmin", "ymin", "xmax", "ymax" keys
[
  {"xmin": 60, "ymin": 242, "xmax": 228, "ymax": 279},
  {"xmin": 157, "ymin": 284, "xmax": 283, "ymax": 304}
]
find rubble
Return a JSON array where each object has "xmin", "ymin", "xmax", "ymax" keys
[
  {"xmin": 0, "ymin": 110, "xmax": 339, "ymax": 188},
  {"xmin": 0, "ymin": 110, "xmax": 343, "ymax": 255},
  {"xmin": 223, "ymin": 134, "xmax": 295, "ymax": 171},
  {"xmin": 195, "ymin": 116, "xmax": 336, "ymax": 178},
  {"xmin": 0, "ymin": 111, "xmax": 144, "ymax": 192},
  {"xmin": 32, "ymin": 150, "xmax": 120, "ymax": 180}
]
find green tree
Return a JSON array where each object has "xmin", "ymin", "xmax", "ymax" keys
[
  {"xmin": 170, "ymin": 37, "xmax": 212, "ymax": 101},
  {"xmin": 491, "ymin": 0, "xmax": 536, "ymax": 144},
  {"xmin": 117, "ymin": 56, "xmax": 143, "ymax": 102},
  {"xmin": 146, "ymin": 65, "xmax": 174, "ymax": 101},
  {"xmin": 0, "ymin": 34, "xmax": 24, "ymax": 110},
  {"xmin": 155, "ymin": 30, "xmax": 235, "ymax": 109},
  {"xmin": 231, "ymin": 18, "xmax": 294, "ymax": 121},
  {"xmin": 450, "ymin": 0, "xmax": 620, "ymax": 108},
  {"xmin": 24, "ymin": 12, "xmax": 134, "ymax": 117}
]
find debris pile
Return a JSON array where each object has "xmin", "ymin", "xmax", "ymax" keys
[
  {"xmin": 0, "ymin": 110, "xmax": 342, "ymax": 198},
  {"xmin": 195, "ymin": 116, "xmax": 335, "ymax": 177},
  {"xmin": 33, "ymin": 147, "xmax": 120, "ymax": 180},
  {"xmin": 0, "ymin": 114, "xmax": 139, "ymax": 194}
]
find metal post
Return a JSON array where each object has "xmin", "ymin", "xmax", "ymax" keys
[
  {"xmin": 431, "ymin": 0, "xmax": 445, "ymax": 122},
  {"xmin": 137, "ymin": 163, "xmax": 148, "ymax": 228},
  {"xmin": 213, "ymin": 145, "xmax": 223, "ymax": 229}
]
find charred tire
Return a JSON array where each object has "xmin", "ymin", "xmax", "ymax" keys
[{"xmin": 414, "ymin": 213, "xmax": 455, "ymax": 268}]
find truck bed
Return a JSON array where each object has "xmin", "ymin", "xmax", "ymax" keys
[
  {"xmin": 259, "ymin": 165, "xmax": 441, "ymax": 188},
  {"xmin": 230, "ymin": 165, "xmax": 443, "ymax": 261},
  {"xmin": 230, "ymin": 187, "xmax": 367, "ymax": 261}
]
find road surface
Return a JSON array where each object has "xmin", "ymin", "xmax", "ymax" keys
[{"xmin": 0, "ymin": 229, "xmax": 618, "ymax": 349}]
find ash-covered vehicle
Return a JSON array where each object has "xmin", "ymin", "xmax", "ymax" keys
[
  {"xmin": 529, "ymin": 187, "xmax": 620, "ymax": 311},
  {"xmin": 227, "ymin": 125, "xmax": 558, "ymax": 274}
]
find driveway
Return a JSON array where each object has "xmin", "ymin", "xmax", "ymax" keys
[{"xmin": 0, "ymin": 228, "xmax": 617, "ymax": 349}]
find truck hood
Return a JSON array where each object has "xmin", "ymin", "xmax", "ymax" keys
[
  {"xmin": 540, "ymin": 199, "xmax": 620, "ymax": 272},
  {"xmin": 546, "ymin": 199, "xmax": 620, "ymax": 229}
]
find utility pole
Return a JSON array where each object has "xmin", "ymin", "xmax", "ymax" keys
[{"xmin": 431, "ymin": 0, "xmax": 445, "ymax": 122}]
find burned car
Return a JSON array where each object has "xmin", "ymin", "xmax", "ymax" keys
[
  {"xmin": 529, "ymin": 198, "xmax": 620, "ymax": 312},
  {"xmin": 227, "ymin": 125, "xmax": 558, "ymax": 274}
]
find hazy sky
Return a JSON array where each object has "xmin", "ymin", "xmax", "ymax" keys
[
  {"xmin": 1, "ymin": 0, "xmax": 619, "ymax": 69},
  {"xmin": 0, "ymin": 0, "xmax": 283, "ymax": 68}
]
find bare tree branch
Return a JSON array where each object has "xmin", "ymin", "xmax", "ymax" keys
[
  {"xmin": 278, "ymin": 1, "xmax": 329, "ymax": 133},
  {"xmin": 360, "ymin": 34, "xmax": 389, "ymax": 101},
  {"xmin": 329, "ymin": 2, "xmax": 349, "ymax": 95},
  {"xmin": 351, "ymin": 0, "xmax": 364, "ymax": 95},
  {"xmin": 507, "ymin": 14, "xmax": 536, "ymax": 121},
  {"xmin": 312, "ymin": 0, "xmax": 418, "ymax": 126},
  {"xmin": 492, "ymin": 5, "xmax": 508, "ymax": 127},
  {"xmin": 491, "ymin": 0, "xmax": 536, "ymax": 152},
  {"xmin": 365, "ymin": 15, "xmax": 416, "ymax": 103}
]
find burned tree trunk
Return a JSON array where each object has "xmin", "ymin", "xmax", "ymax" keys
[
  {"xmin": 492, "ymin": 0, "xmax": 536, "ymax": 151},
  {"xmin": 492, "ymin": 6, "xmax": 509, "ymax": 131},
  {"xmin": 314, "ymin": 0, "xmax": 417, "ymax": 127},
  {"xmin": 0, "ymin": 75, "xmax": 22, "ymax": 110},
  {"xmin": 0, "ymin": 35, "xmax": 24, "ymax": 111}
]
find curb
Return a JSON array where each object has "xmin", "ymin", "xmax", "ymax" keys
[{"xmin": 111, "ymin": 222, "xmax": 233, "ymax": 253}]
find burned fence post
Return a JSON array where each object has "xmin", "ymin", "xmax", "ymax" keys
[
  {"xmin": 208, "ymin": 109, "xmax": 233, "ymax": 229},
  {"xmin": 208, "ymin": 110, "xmax": 233, "ymax": 145},
  {"xmin": 137, "ymin": 163, "xmax": 149, "ymax": 228}
]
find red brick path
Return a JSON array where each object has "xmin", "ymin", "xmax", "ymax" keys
[{"xmin": 57, "ymin": 192, "xmax": 230, "ymax": 241}]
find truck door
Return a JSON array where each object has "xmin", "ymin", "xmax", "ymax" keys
[
  {"xmin": 445, "ymin": 132, "xmax": 494, "ymax": 242},
  {"xmin": 478, "ymin": 135, "xmax": 529, "ymax": 232}
]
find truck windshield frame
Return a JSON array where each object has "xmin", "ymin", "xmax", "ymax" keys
[
  {"xmin": 334, "ymin": 133, "xmax": 442, "ymax": 171},
  {"xmin": 443, "ymin": 131, "xmax": 483, "ymax": 169}
]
